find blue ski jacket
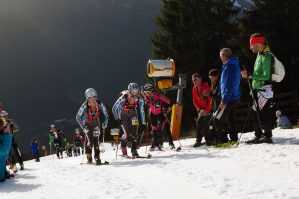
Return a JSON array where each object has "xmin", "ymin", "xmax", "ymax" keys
[
  {"xmin": 112, "ymin": 90, "xmax": 146, "ymax": 125},
  {"xmin": 76, "ymin": 101, "xmax": 109, "ymax": 131},
  {"xmin": 31, "ymin": 142, "xmax": 39, "ymax": 154},
  {"xmin": 220, "ymin": 57, "xmax": 241, "ymax": 104}
]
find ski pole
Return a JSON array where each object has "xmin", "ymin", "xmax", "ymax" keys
[
  {"xmin": 145, "ymin": 123, "xmax": 149, "ymax": 154},
  {"xmin": 208, "ymin": 105, "xmax": 221, "ymax": 124},
  {"xmin": 49, "ymin": 143, "xmax": 52, "ymax": 157},
  {"xmin": 237, "ymin": 108, "xmax": 251, "ymax": 145},
  {"xmin": 115, "ymin": 143, "xmax": 119, "ymax": 159},
  {"xmin": 102, "ymin": 127, "xmax": 106, "ymax": 153},
  {"xmin": 177, "ymin": 139, "xmax": 182, "ymax": 151},
  {"xmin": 81, "ymin": 142, "xmax": 86, "ymax": 164},
  {"xmin": 163, "ymin": 112, "xmax": 182, "ymax": 151},
  {"xmin": 138, "ymin": 126, "xmax": 145, "ymax": 147},
  {"xmin": 244, "ymin": 66, "xmax": 263, "ymax": 131}
]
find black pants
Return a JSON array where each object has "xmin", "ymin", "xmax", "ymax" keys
[
  {"xmin": 120, "ymin": 109, "xmax": 139, "ymax": 153},
  {"xmin": 150, "ymin": 114, "xmax": 164, "ymax": 147},
  {"xmin": 33, "ymin": 152, "xmax": 40, "ymax": 162},
  {"xmin": 162, "ymin": 121, "xmax": 174, "ymax": 145},
  {"xmin": 85, "ymin": 132, "xmax": 100, "ymax": 159},
  {"xmin": 73, "ymin": 146, "xmax": 81, "ymax": 156},
  {"xmin": 251, "ymin": 90, "xmax": 273, "ymax": 139},
  {"xmin": 213, "ymin": 100, "xmax": 239, "ymax": 143},
  {"xmin": 196, "ymin": 114, "xmax": 212, "ymax": 143},
  {"xmin": 54, "ymin": 143, "xmax": 63, "ymax": 158},
  {"xmin": 10, "ymin": 136, "xmax": 23, "ymax": 166}
]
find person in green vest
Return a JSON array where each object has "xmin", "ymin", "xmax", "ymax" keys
[
  {"xmin": 241, "ymin": 33, "xmax": 274, "ymax": 144},
  {"xmin": 49, "ymin": 129, "xmax": 55, "ymax": 154}
]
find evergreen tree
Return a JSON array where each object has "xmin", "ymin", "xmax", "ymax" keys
[
  {"xmin": 238, "ymin": 0, "xmax": 299, "ymax": 91},
  {"xmin": 151, "ymin": 0, "xmax": 238, "ymax": 131}
]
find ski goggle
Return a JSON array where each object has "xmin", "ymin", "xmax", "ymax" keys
[{"xmin": 87, "ymin": 97, "xmax": 97, "ymax": 101}]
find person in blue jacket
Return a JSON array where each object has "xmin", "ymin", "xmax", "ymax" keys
[
  {"xmin": 31, "ymin": 138, "xmax": 40, "ymax": 162},
  {"xmin": 112, "ymin": 83, "xmax": 146, "ymax": 157},
  {"xmin": 213, "ymin": 48, "xmax": 241, "ymax": 144},
  {"xmin": 76, "ymin": 88, "xmax": 109, "ymax": 164}
]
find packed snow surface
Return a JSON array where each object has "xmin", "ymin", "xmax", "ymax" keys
[{"xmin": 1, "ymin": 128, "xmax": 299, "ymax": 199}]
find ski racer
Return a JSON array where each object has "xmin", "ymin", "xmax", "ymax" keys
[
  {"xmin": 49, "ymin": 125, "xmax": 66, "ymax": 159},
  {"xmin": 112, "ymin": 83, "xmax": 146, "ymax": 158},
  {"xmin": 72, "ymin": 128, "xmax": 85, "ymax": 156},
  {"xmin": 76, "ymin": 88, "xmax": 109, "ymax": 164},
  {"xmin": 142, "ymin": 83, "xmax": 175, "ymax": 150}
]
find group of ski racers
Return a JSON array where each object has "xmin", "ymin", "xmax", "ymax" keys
[
  {"xmin": 48, "ymin": 126, "xmax": 87, "ymax": 159},
  {"xmin": 74, "ymin": 82, "xmax": 176, "ymax": 164},
  {"xmin": 0, "ymin": 33, "xmax": 291, "ymax": 180}
]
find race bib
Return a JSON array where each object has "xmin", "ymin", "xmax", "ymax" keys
[
  {"xmin": 154, "ymin": 101, "xmax": 160, "ymax": 108},
  {"xmin": 132, "ymin": 118, "xmax": 139, "ymax": 126},
  {"xmin": 93, "ymin": 130, "xmax": 100, "ymax": 136}
]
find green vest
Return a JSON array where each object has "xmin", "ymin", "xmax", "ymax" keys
[
  {"xmin": 252, "ymin": 46, "xmax": 273, "ymax": 90},
  {"xmin": 49, "ymin": 134, "xmax": 55, "ymax": 144}
]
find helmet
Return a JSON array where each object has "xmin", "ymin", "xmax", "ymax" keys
[
  {"xmin": 51, "ymin": 124, "xmax": 55, "ymax": 128},
  {"xmin": 143, "ymin": 83, "xmax": 154, "ymax": 91},
  {"xmin": 85, "ymin": 88, "xmax": 97, "ymax": 99},
  {"xmin": 128, "ymin": 83, "xmax": 140, "ymax": 96}
]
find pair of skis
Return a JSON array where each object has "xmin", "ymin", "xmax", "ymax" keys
[
  {"xmin": 81, "ymin": 161, "xmax": 110, "ymax": 166},
  {"xmin": 120, "ymin": 153, "xmax": 152, "ymax": 159},
  {"xmin": 205, "ymin": 142, "xmax": 238, "ymax": 152}
]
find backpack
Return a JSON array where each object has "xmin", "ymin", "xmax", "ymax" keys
[{"xmin": 270, "ymin": 52, "xmax": 285, "ymax": 82}]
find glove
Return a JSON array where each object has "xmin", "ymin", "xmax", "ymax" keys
[
  {"xmin": 167, "ymin": 106, "xmax": 172, "ymax": 114},
  {"xmin": 83, "ymin": 128, "xmax": 89, "ymax": 134},
  {"xmin": 116, "ymin": 119, "xmax": 122, "ymax": 125},
  {"xmin": 102, "ymin": 123, "xmax": 108, "ymax": 129}
]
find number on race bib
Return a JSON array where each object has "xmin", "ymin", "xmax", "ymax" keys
[
  {"xmin": 132, "ymin": 119, "xmax": 139, "ymax": 126},
  {"xmin": 93, "ymin": 130, "xmax": 100, "ymax": 136}
]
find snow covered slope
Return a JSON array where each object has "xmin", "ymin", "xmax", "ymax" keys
[{"xmin": 1, "ymin": 128, "xmax": 299, "ymax": 199}]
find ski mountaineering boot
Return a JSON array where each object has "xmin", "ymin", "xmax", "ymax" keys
[
  {"xmin": 86, "ymin": 154, "xmax": 92, "ymax": 164},
  {"xmin": 95, "ymin": 156, "xmax": 101, "ymax": 165},
  {"xmin": 169, "ymin": 142, "xmax": 175, "ymax": 150},
  {"xmin": 246, "ymin": 136, "xmax": 272, "ymax": 144},
  {"xmin": 131, "ymin": 149, "xmax": 139, "ymax": 158},
  {"xmin": 20, "ymin": 163, "xmax": 24, "ymax": 170}
]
